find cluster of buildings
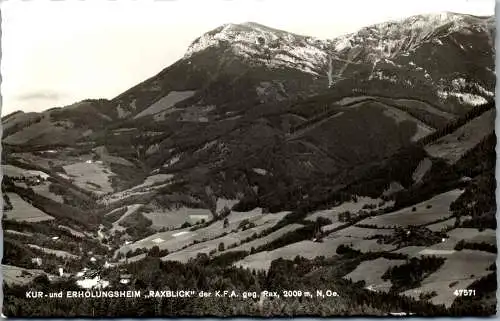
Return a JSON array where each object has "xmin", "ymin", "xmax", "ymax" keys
[
  {"xmin": 74, "ymin": 267, "xmax": 133, "ymax": 289},
  {"xmin": 31, "ymin": 250, "xmax": 132, "ymax": 290}
]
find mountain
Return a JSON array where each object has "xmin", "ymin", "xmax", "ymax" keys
[{"xmin": 2, "ymin": 12, "xmax": 496, "ymax": 317}]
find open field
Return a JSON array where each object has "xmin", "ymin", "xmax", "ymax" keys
[
  {"xmin": 100, "ymin": 191, "xmax": 154, "ymax": 206},
  {"xmin": 342, "ymin": 237, "xmax": 397, "ymax": 253},
  {"xmin": 3, "ymin": 117, "xmax": 77, "ymax": 145},
  {"xmin": 391, "ymin": 99, "xmax": 455, "ymax": 120},
  {"xmin": 4, "ymin": 230, "xmax": 34, "ymax": 237},
  {"xmin": 401, "ymin": 250, "xmax": 495, "ymax": 307},
  {"xmin": 397, "ymin": 239, "xmax": 457, "ymax": 257},
  {"xmin": 332, "ymin": 236, "xmax": 396, "ymax": 253},
  {"xmin": 5, "ymin": 193, "xmax": 55, "ymax": 222},
  {"xmin": 99, "ymin": 179, "xmax": 174, "ymax": 206},
  {"xmin": 10, "ymin": 153, "xmax": 64, "ymax": 172},
  {"xmin": 391, "ymin": 228, "xmax": 495, "ymax": 259},
  {"xmin": 326, "ymin": 226, "xmax": 397, "ymax": 252},
  {"xmin": 116, "ymin": 210, "xmax": 289, "ymax": 256},
  {"xmin": 134, "ymin": 91, "xmax": 196, "ymax": 119},
  {"xmin": 345, "ymin": 257, "xmax": 407, "ymax": 292},
  {"xmin": 129, "ymin": 174, "xmax": 174, "ymax": 191},
  {"xmin": 412, "ymin": 157, "xmax": 433, "ymax": 183},
  {"xmin": 162, "ymin": 222, "xmax": 283, "ymax": 263},
  {"xmin": 2, "ymin": 165, "xmax": 50, "ymax": 180},
  {"xmin": 424, "ymin": 109, "xmax": 494, "ymax": 164},
  {"xmin": 447, "ymin": 228, "xmax": 496, "ymax": 245},
  {"xmin": 330, "ymin": 226, "xmax": 394, "ymax": 238},
  {"xmin": 306, "ymin": 196, "xmax": 392, "ymax": 222},
  {"xmin": 102, "ymin": 154, "xmax": 135, "ymax": 167},
  {"xmin": 144, "ymin": 207, "xmax": 213, "ymax": 229},
  {"xmin": 215, "ymin": 223, "xmax": 305, "ymax": 255},
  {"xmin": 336, "ymin": 97, "xmax": 455, "ymax": 124},
  {"xmin": 356, "ymin": 189, "xmax": 463, "ymax": 228},
  {"xmin": 426, "ymin": 218, "xmax": 456, "ymax": 232},
  {"xmin": 224, "ymin": 208, "xmax": 267, "ymax": 224},
  {"xmin": 164, "ymin": 220, "xmax": 398, "ymax": 265},
  {"xmin": 392, "ymin": 246, "xmax": 428, "ymax": 256},
  {"xmin": 27, "ymin": 244, "xmax": 78, "ymax": 259},
  {"xmin": 2, "ymin": 111, "xmax": 42, "ymax": 133},
  {"xmin": 234, "ymin": 222, "xmax": 402, "ymax": 272},
  {"xmin": 58, "ymin": 225, "xmax": 86, "ymax": 238},
  {"xmin": 379, "ymin": 104, "xmax": 434, "ymax": 141},
  {"xmin": 116, "ymin": 228, "xmax": 195, "ymax": 256},
  {"xmin": 418, "ymin": 228, "xmax": 496, "ymax": 255},
  {"xmin": 418, "ymin": 249, "xmax": 456, "ymax": 256},
  {"xmin": 2, "ymin": 265, "xmax": 53, "ymax": 286},
  {"xmin": 110, "ymin": 204, "xmax": 143, "ymax": 232},
  {"xmin": 320, "ymin": 222, "xmax": 347, "ymax": 232},
  {"xmin": 63, "ymin": 162, "xmax": 115, "ymax": 194},
  {"xmin": 234, "ymin": 239, "xmax": 345, "ymax": 271},
  {"xmin": 216, "ymin": 198, "xmax": 239, "ymax": 213},
  {"xmin": 105, "ymin": 206, "xmax": 127, "ymax": 220},
  {"xmin": 32, "ymin": 183, "xmax": 64, "ymax": 203},
  {"xmin": 93, "ymin": 146, "xmax": 135, "ymax": 167}
]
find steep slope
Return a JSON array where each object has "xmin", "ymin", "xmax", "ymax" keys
[
  {"xmin": 3, "ymin": 12, "xmax": 494, "ymax": 148},
  {"xmin": 2, "ymin": 99, "xmax": 114, "ymax": 147},
  {"xmin": 3, "ymin": 12, "xmax": 495, "ymax": 216},
  {"xmin": 109, "ymin": 22, "xmax": 331, "ymax": 123},
  {"xmin": 328, "ymin": 12, "xmax": 495, "ymax": 114},
  {"xmin": 185, "ymin": 22, "xmax": 330, "ymax": 75}
]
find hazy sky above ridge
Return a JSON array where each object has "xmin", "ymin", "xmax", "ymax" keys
[{"xmin": 1, "ymin": 0, "xmax": 495, "ymax": 115}]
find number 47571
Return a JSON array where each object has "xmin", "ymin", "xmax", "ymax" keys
[{"xmin": 454, "ymin": 289, "xmax": 476, "ymax": 296}]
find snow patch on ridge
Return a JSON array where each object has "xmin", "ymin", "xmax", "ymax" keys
[
  {"xmin": 438, "ymin": 91, "xmax": 489, "ymax": 106},
  {"xmin": 184, "ymin": 22, "xmax": 328, "ymax": 75}
]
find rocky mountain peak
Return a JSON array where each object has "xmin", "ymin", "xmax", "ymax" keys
[{"xmin": 183, "ymin": 21, "xmax": 329, "ymax": 75}]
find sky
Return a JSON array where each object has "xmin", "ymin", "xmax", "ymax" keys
[{"xmin": 0, "ymin": 0, "xmax": 495, "ymax": 116}]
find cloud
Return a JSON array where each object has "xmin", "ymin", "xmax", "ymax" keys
[{"xmin": 15, "ymin": 91, "xmax": 67, "ymax": 101}]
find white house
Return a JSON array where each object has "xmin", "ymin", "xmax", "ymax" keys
[{"xmin": 76, "ymin": 275, "xmax": 110, "ymax": 289}]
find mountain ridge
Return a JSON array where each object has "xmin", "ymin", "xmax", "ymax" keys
[{"xmin": 4, "ymin": 11, "xmax": 495, "ymax": 119}]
